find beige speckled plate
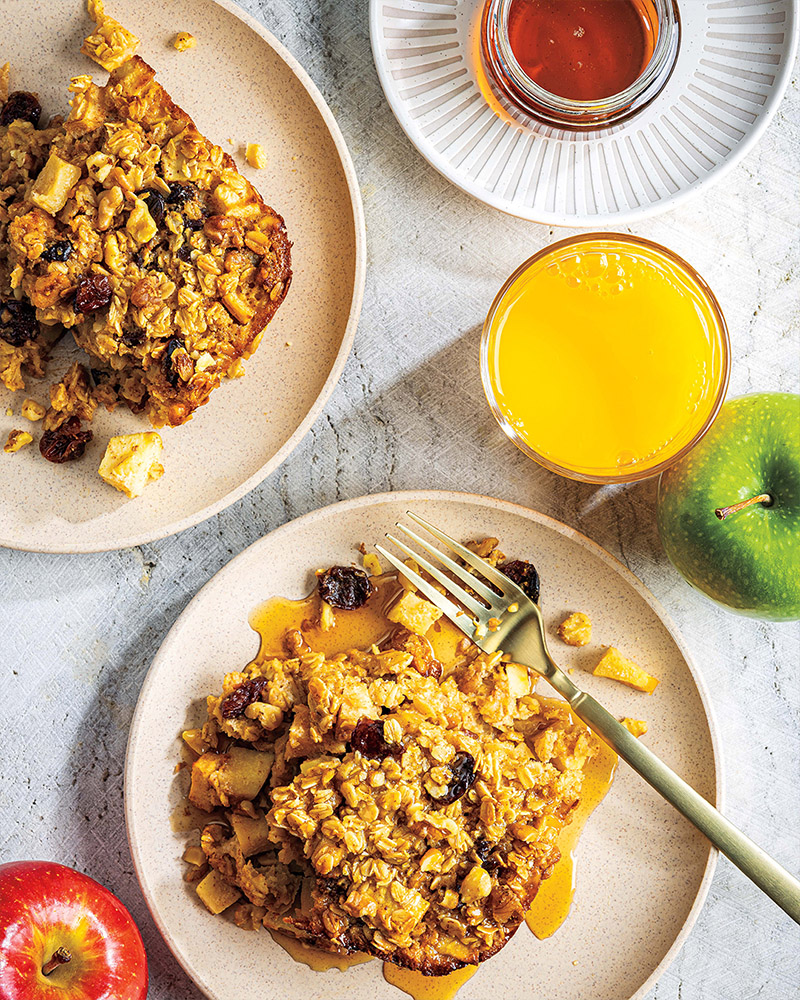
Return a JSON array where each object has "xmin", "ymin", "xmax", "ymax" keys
[
  {"xmin": 125, "ymin": 491, "xmax": 722, "ymax": 1000},
  {"xmin": 0, "ymin": 0, "xmax": 364, "ymax": 553}
]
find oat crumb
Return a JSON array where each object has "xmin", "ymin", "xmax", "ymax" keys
[
  {"xmin": 82, "ymin": 0, "xmax": 140, "ymax": 72},
  {"xmin": 173, "ymin": 31, "xmax": 197, "ymax": 52},
  {"xmin": 621, "ymin": 718, "xmax": 648, "ymax": 737},
  {"xmin": 363, "ymin": 552, "xmax": 382, "ymax": 577},
  {"xmin": 558, "ymin": 611, "xmax": 592, "ymax": 646},
  {"xmin": 22, "ymin": 398, "xmax": 46, "ymax": 421},
  {"xmin": 246, "ymin": 143, "xmax": 268, "ymax": 169},
  {"xmin": 4, "ymin": 429, "xmax": 33, "ymax": 453}
]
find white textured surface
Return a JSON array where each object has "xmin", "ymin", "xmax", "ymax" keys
[{"xmin": 0, "ymin": 2, "xmax": 798, "ymax": 999}]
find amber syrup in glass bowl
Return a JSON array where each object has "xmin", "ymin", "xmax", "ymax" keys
[
  {"xmin": 507, "ymin": 0, "xmax": 656, "ymax": 100},
  {"xmin": 481, "ymin": 0, "xmax": 680, "ymax": 129}
]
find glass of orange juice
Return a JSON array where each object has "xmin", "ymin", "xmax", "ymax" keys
[{"xmin": 481, "ymin": 234, "xmax": 730, "ymax": 483}]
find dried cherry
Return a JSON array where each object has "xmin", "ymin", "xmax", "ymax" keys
[
  {"xmin": 74, "ymin": 273, "xmax": 112, "ymax": 314},
  {"xmin": 319, "ymin": 877, "xmax": 348, "ymax": 899},
  {"xmin": 161, "ymin": 337, "xmax": 186, "ymax": 388},
  {"xmin": 474, "ymin": 837, "xmax": 506, "ymax": 874},
  {"xmin": 0, "ymin": 91, "xmax": 41, "ymax": 127},
  {"xmin": 142, "ymin": 189, "xmax": 166, "ymax": 227},
  {"xmin": 183, "ymin": 216, "xmax": 205, "ymax": 233},
  {"xmin": 40, "ymin": 240, "xmax": 73, "ymax": 263},
  {"xmin": 500, "ymin": 559, "xmax": 540, "ymax": 604},
  {"xmin": 350, "ymin": 718, "xmax": 403, "ymax": 761},
  {"xmin": 167, "ymin": 182, "xmax": 198, "ymax": 208},
  {"xmin": 473, "ymin": 837, "xmax": 491, "ymax": 861},
  {"xmin": 0, "ymin": 299, "xmax": 38, "ymax": 346},
  {"xmin": 39, "ymin": 417, "xmax": 92, "ymax": 463},
  {"xmin": 318, "ymin": 566, "xmax": 372, "ymax": 610},
  {"xmin": 432, "ymin": 751, "xmax": 476, "ymax": 805},
  {"xmin": 220, "ymin": 677, "xmax": 270, "ymax": 719},
  {"xmin": 122, "ymin": 327, "xmax": 146, "ymax": 347}
]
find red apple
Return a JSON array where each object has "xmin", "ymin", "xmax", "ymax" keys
[{"xmin": 0, "ymin": 861, "xmax": 148, "ymax": 1000}]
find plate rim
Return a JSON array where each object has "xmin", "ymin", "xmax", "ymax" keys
[
  {"xmin": 368, "ymin": 0, "xmax": 799, "ymax": 227},
  {"xmin": 124, "ymin": 488, "xmax": 724, "ymax": 1000},
  {"xmin": 0, "ymin": 0, "xmax": 366, "ymax": 555}
]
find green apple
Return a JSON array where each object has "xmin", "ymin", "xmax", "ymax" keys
[{"xmin": 657, "ymin": 392, "xmax": 800, "ymax": 621}]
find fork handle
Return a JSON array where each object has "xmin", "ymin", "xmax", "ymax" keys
[{"xmin": 548, "ymin": 673, "xmax": 800, "ymax": 924}]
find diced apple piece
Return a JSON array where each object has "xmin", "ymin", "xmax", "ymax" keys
[
  {"xmin": 195, "ymin": 869, "xmax": 240, "ymax": 914},
  {"xmin": 593, "ymin": 647, "xmax": 659, "ymax": 694},
  {"xmin": 189, "ymin": 747, "xmax": 272, "ymax": 810},
  {"xmin": 183, "ymin": 845, "xmax": 207, "ymax": 866},
  {"xmin": 505, "ymin": 662, "xmax": 530, "ymax": 698},
  {"xmin": 98, "ymin": 432, "xmax": 163, "ymax": 499},
  {"xmin": 30, "ymin": 154, "xmax": 82, "ymax": 215},
  {"xmin": 189, "ymin": 753, "xmax": 224, "ymax": 811},
  {"xmin": 245, "ymin": 143, "xmax": 267, "ymax": 169},
  {"xmin": 217, "ymin": 747, "xmax": 273, "ymax": 802},
  {"xmin": 621, "ymin": 718, "xmax": 648, "ymax": 737},
  {"xmin": 182, "ymin": 728, "xmax": 206, "ymax": 755},
  {"xmin": 387, "ymin": 591, "xmax": 443, "ymax": 636},
  {"xmin": 231, "ymin": 812, "xmax": 271, "ymax": 856},
  {"xmin": 126, "ymin": 197, "xmax": 158, "ymax": 244}
]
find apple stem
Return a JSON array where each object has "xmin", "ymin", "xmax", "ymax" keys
[
  {"xmin": 41, "ymin": 948, "xmax": 72, "ymax": 976},
  {"xmin": 714, "ymin": 493, "xmax": 773, "ymax": 521}
]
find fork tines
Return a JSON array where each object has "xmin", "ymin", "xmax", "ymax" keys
[{"xmin": 376, "ymin": 512, "xmax": 527, "ymax": 635}]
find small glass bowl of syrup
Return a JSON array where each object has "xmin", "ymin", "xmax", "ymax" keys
[{"xmin": 481, "ymin": 0, "xmax": 680, "ymax": 129}]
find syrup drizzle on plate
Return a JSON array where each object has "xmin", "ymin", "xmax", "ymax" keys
[
  {"xmin": 525, "ymin": 739, "xmax": 618, "ymax": 939},
  {"xmin": 269, "ymin": 930, "xmax": 372, "ymax": 972},
  {"xmin": 383, "ymin": 962, "xmax": 478, "ymax": 1000}
]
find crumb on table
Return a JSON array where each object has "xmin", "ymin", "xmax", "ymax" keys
[
  {"xmin": 4, "ymin": 429, "xmax": 33, "ymax": 453},
  {"xmin": 173, "ymin": 31, "xmax": 197, "ymax": 52},
  {"xmin": 246, "ymin": 143, "xmax": 268, "ymax": 169},
  {"xmin": 557, "ymin": 611, "xmax": 592, "ymax": 646},
  {"xmin": 593, "ymin": 647, "xmax": 659, "ymax": 694},
  {"xmin": 621, "ymin": 718, "xmax": 648, "ymax": 737}
]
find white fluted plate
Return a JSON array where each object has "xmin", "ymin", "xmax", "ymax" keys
[{"xmin": 370, "ymin": 0, "xmax": 798, "ymax": 225}]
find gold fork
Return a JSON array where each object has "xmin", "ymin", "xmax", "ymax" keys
[{"xmin": 376, "ymin": 511, "xmax": 800, "ymax": 924}]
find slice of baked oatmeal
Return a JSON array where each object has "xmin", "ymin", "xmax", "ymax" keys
[
  {"xmin": 184, "ymin": 581, "xmax": 599, "ymax": 975},
  {"xmin": 6, "ymin": 56, "xmax": 291, "ymax": 427}
]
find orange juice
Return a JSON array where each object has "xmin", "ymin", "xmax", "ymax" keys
[{"xmin": 481, "ymin": 235, "xmax": 729, "ymax": 482}]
